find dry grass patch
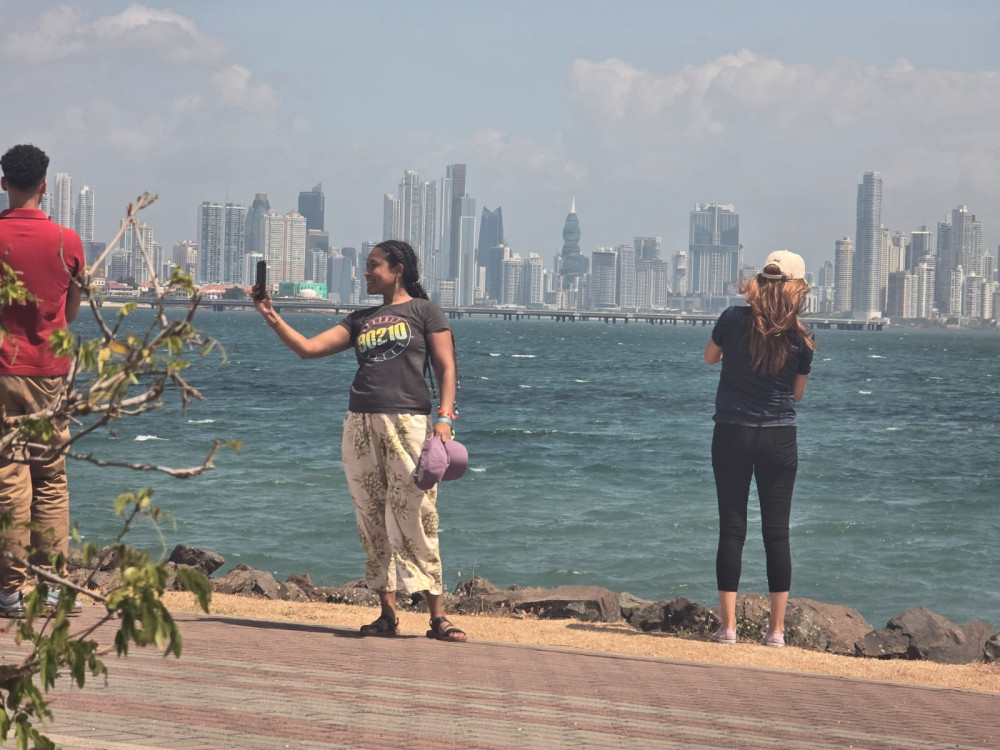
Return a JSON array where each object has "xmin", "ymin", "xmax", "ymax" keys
[{"xmin": 162, "ymin": 592, "xmax": 1000, "ymax": 694}]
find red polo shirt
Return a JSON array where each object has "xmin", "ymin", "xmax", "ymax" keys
[{"xmin": 0, "ymin": 207, "xmax": 85, "ymax": 376}]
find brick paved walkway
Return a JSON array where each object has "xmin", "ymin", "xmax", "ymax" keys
[{"xmin": 28, "ymin": 610, "xmax": 998, "ymax": 749}]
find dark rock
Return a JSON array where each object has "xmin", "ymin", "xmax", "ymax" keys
[
  {"xmin": 957, "ymin": 620, "xmax": 1000, "ymax": 664},
  {"xmin": 984, "ymin": 635, "xmax": 1000, "ymax": 664},
  {"xmin": 786, "ymin": 599, "xmax": 873, "ymax": 654},
  {"xmin": 66, "ymin": 545, "xmax": 120, "ymax": 572},
  {"xmin": 453, "ymin": 576, "xmax": 504, "ymax": 598},
  {"xmin": 628, "ymin": 597, "xmax": 718, "ymax": 636},
  {"xmin": 285, "ymin": 574, "xmax": 315, "ymax": 599},
  {"xmin": 618, "ymin": 592, "xmax": 653, "ymax": 622},
  {"xmin": 316, "ymin": 580, "xmax": 381, "ymax": 608},
  {"xmin": 854, "ymin": 607, "xmax": 998, "ymax": 664},
  {"xmin": 212, "ymin": 564, "xmax": 284, "ymax": 600},
  {"xmin": 472, "ymin": 584, "xmax": 623, "ymax": 622},
  {"xmin": 167, "ymin": 545, "xmax": 225, "ymax": 576},
  {"xmin": 281, "ymin": 581, "xmax": 311, "ymax": 603},
  {"xmin": 286, "ymin": 573, "xmax": 313, "ymax": 589},
  {"xmin": 856, "ymin": 627, "xmax": 911, "ymax": 659}
]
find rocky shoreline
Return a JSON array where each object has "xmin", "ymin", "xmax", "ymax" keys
[{"xmin": 68, "ymin": 544, "xmax": 1000, "ymax": 666}]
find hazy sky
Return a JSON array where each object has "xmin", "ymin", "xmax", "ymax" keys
[{"xmin": 3, "ymin": 0, "xmax": 998, "ymax": 272}]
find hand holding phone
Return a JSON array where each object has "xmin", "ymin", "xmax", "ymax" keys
[{"xmin": 254, "ymin": 260, "xmax": 267, "ymax": 301}]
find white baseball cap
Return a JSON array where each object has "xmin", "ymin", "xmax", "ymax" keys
[{"xmin": 761, "ymin": 250, "xmax": 806, "ymax": 281}]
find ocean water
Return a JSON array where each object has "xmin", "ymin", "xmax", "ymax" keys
[{"xmin": 69, "ymin": 310, "xmax": 1000, "ymax": 629}]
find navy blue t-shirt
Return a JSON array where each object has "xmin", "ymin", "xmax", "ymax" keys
[{"xmin": 711, "ymin": 306, "xmax": 813, "ymax": 427}]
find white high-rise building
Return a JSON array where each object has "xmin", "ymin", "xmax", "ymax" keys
[
  {"xmin": 915, "ymin": 258, "xmax": 936, "ymax": 319},
  {"xmin": 851, "ymin": 172, "xmax": 883, "ymax": 319},
  {"xmin": 75, "ymin": 186, "xmax": 95, "ymax": 243},
  {"xmin": 500, "ymin": 254, "xmax": 523, "ymax": 305},
  {"xmin": 197, "ymin": 202, "xmax": 246, "ymax": 284},
  {"xmin": 117, "ymin": 218, "xmax": 158, "ymax": 283},
  {"xmin": 671, "ymin": 250, "xmax": 688, "ymax": 296},
  {"xmin": 834, "ymin": 236, "xmax": 854, "ymax": 314},
  {"xmin": 382, "ymin": 193, "xmax": 401, "ymax": 241},
  {"xmin": 524, "ymin": 254, "xmax": 544, "ymax": 306},
  {"xmin": 262, "ymin": 209, "xmax": 307, "ymax": 283},
  {"xmin": 615, "ymin": 243, "xmax": 636, "ymax": 311},
  {"xmin": 53, "ymin": 172, "xmax": 73, "ymax": 229}
]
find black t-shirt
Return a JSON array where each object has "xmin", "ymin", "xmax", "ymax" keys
[
  {"xmin": 337, "ymin": 299, "xmax": 451, "ymax": 414},
  {"xmin": 711, "ymin": 306, "xmax": 813, "ymax": 427}
]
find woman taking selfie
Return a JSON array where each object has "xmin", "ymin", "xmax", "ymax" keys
[
  {"xmin": 704, "ymin": 250, "xmax": 815, "ymax": 648},
  {"xmin": 253, "ymin": 239, "xmax": 466, "ymax": 642}
]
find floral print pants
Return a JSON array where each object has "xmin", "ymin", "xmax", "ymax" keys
[{"xmin": 341, "ymin": 411, "xmax": 443, "ymax": 595}]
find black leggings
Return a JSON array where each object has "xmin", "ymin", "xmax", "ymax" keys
[{"xmin": 712, "ymin": 423, "xmax": 798, "ymax": 593}]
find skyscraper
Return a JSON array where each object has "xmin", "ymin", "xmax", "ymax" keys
[
  {"xmin": 909, "ymin": 227, "xmax": 933, "ymax": 272},
  {"xmin": 478, "ymin": 207, "xmax": 504, "ymax": 254},
  {"xmin": 524, "ymin": 253, "xmax": 543, "ymax": 306},
  {"xmin": 934, "ymin": 206, "xmax": 983, "ymax": 317},
  {"xmin": 834, "ymin": 236, "xmax": 854, "ymax": 314},
  {"xmin": 457, "ymin": 195, "xmax": 476, "ymax": 305},
  {"xmin": 634, "ymin": 237, "xmax": 661, "ymax": 261},
  {"xmin": 851, "ymin": 171, "xmax": 883, "ymax": 319},
  {"xmin": 245, "ymin": 193, "xmax": 270, "ymax": 257},
  {"xmin": 383, "ymin": 193, "xmax": 401, "ymax": 241},
  {"xmin": 75, "ymin": 185, "xmax": 94, "ymax": 243},
  {"xmin": 616, "ymin": 243, "xmax": 636, "ymax": 310},
  {"xmin": 671, "ymin": 250, "xmax": 688, "ymax": 296},
  {"xmin": 559, "ymin": 199, "xmax": 587, "ymax": 288},
  {"xmin": 297, "ymin": 183, "xmax": 324, "ymax": 232},
  {"xmin": 197, "ymin": 202, "xmax": 246, "ymax": 284},
  {"xmin": 591, "ymin": 248, "xmax": 618, "ymax": 308},
  {"xmin": 262, "ymin": 209, "xmax": 307, "ymax": 283},
  {"xmin": 688, "ymin": 203, "xmax": 740, "ymax": 296},
  {"xmin": 399, "ymin": 170, "xmax": 422, "ymax": 247},
  {"xmin": 53, "ymin": 172, "xmax": 73, "ymax": 229},
  {"xmin": 445, "ymin": 163, "xmax": 467, "ymax": 282}
]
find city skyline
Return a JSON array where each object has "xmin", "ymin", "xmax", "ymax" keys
[{"xmin": 2, "ymin": 1, "xmax": 998, "ymax": 270}]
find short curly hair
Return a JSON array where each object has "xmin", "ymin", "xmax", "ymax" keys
[{"xmin": 1, "ymin": 144, "xmax": 49, "ymax": 191}]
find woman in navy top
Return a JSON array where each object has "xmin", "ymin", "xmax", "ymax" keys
[{"xmin": 704, "ymin": 251, "xmax": 815, "ymax": 648}]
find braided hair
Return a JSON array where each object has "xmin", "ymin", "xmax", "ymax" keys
[{"xmin": 375, "ymin": 240, "xmax": 429, "ymax": 299}]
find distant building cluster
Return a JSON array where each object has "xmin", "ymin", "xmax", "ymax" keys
[
  {"xmin": 39, "ymin": 165, "xmax": 998, "ymax": 325},
  {"xmin": 824, "ymin": 172, "xmax": 996, "ymax": 325}
]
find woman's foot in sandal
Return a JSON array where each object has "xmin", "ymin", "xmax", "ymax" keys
[
  {"xmin": 359, "ymin": 611, "xmax": 399, "ymax": 637},
  {"xmin": 426, "ymin": 616, "xmax": 467, "ymax": 642}
]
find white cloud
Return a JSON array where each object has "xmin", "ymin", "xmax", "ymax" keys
[
  {"xmin": 91, "ymin": 3, "xmax": 224, "ymax": 63},
  {"xmin": 1, "ymin": 3, "xmax": 224, "ymax": 64},
  {"xmin": 431, "ymin": 129, "xmax": 587, "ymax": 183},
  {"xmin": 211, "ymin": 65, "xmax": 277, "ymax": 114},
  {"xmin": 572, "ymin": 53, "xmax": 1000, "ymax": 135},
  {"xmin": 107, "ymin": 129, "xmax": 154, "ymax": 155},
  {"xmin": 1, "ymin": 6, "xmax": 88, "ymax": 62}
]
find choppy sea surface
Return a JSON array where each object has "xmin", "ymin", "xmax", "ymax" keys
[{"xmin": 69, "ymin": 310, "xmax": 999, "ymax": 629}]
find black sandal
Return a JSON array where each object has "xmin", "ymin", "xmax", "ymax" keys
[
  {"xmin": 426, "ymin": 616, "xmax": 467, "ymax": 642},
  {"xmin": 359, "ymin": 612, "xmax": 399, "ymax": 637}
]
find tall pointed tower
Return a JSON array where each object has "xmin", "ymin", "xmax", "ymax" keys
[{"xmin": 560, "ymin": 198, "xmax": 587, "ymax": 287}]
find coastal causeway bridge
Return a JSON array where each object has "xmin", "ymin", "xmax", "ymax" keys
[{"xmin": 143, "ymin": 297, "xmax": 885, "ymax": 330}]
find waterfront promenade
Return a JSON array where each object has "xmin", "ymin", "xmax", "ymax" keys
[{"xmin": 37, "ymin": 608, "xmax": 997, "ymax": 749}]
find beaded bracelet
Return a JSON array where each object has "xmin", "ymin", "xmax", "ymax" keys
[{"xmin": 437, "ymin": 408, "xmax": 458, "ymax": 420}]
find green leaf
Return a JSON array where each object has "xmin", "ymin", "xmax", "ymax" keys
[
  {"xmin": 173, "ymin": 567, "xmax": 212, "ymax": 612},
  {"xmin": 47, "ymin": 328, "xmax": 75, "ymax": 357}
]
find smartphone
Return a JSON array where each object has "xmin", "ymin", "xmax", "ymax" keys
[{"xmin": 254, "ymin": 260, "xmax": 267, "ymax": 301}]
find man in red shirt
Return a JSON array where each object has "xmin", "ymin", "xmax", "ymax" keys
[{"xmin": 0, "ymin": 144, "xmax": 85, "ymax": 616}]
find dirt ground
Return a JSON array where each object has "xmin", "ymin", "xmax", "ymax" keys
[{"xmin": 162, "ymin": 592, "xmax": 999, "ymax": 694}]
